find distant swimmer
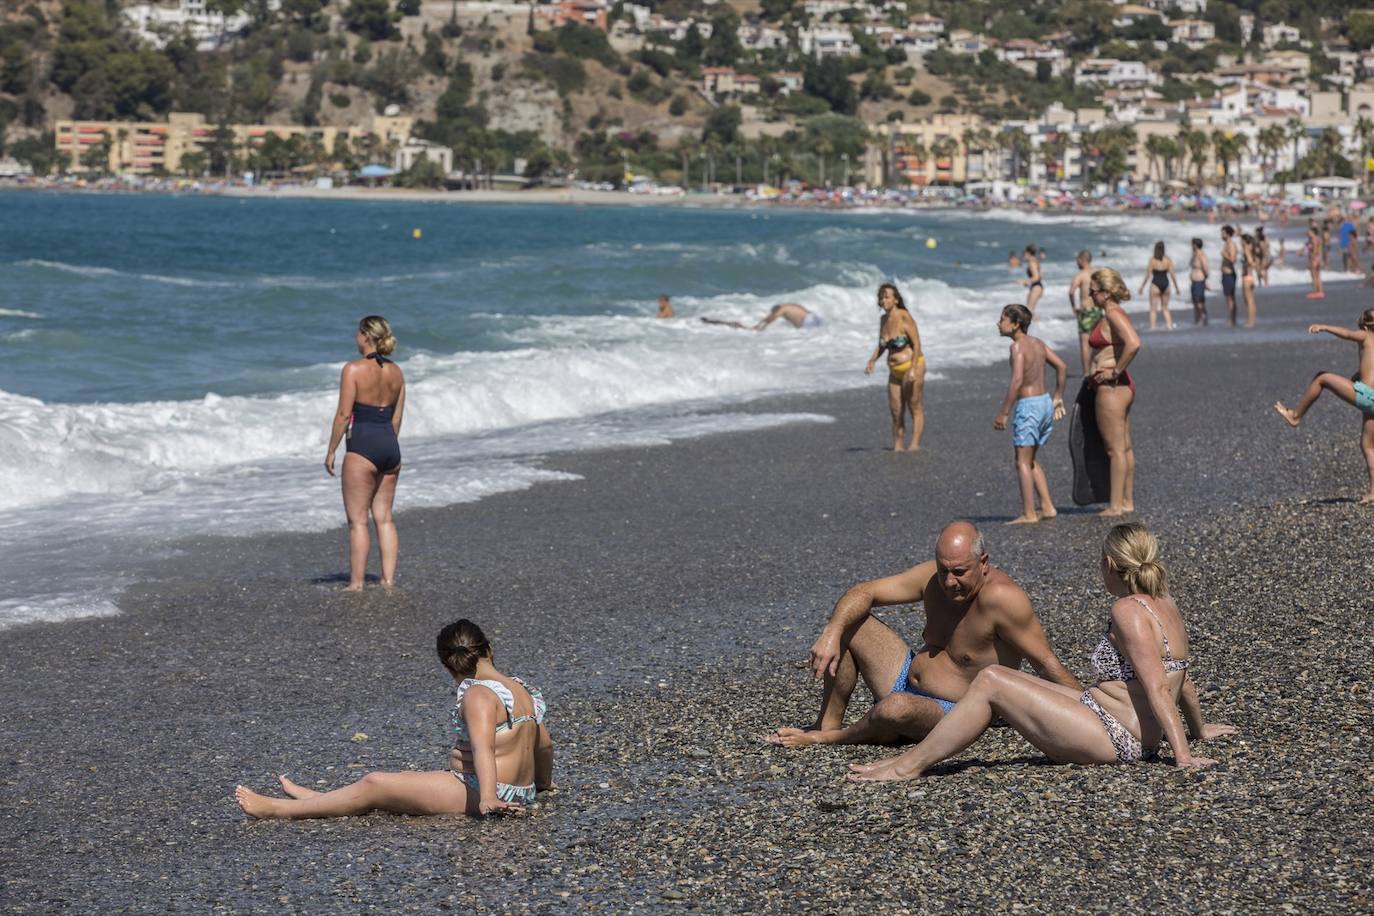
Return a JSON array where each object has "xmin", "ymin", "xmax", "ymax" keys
[
  {"xmin": 657, "ymin": 295, "xmax": 675, "ymax": 318},
  {"xmin": 1068, "ymin": 250, "xmax": 1097, "ymax": 374},
  {"xmin": 235, "ymin": 619, "xmax": 553, "ymax": 819},
  {"xmin": 1137, "ymin": 241, "xmax": 1178, "ymax": 331},
  {"xmin": 993, "ymin": 304, "xmax": 1067, "ymax": 525},
  {"xmin": 1274, "ymin": 310, "xmax": 1374, "ymax": 504},
  {"xmin": 864, "ymin": 282, "xmax": 925, "ymax": 451},
  {"xmin": 700, "ymin": 302, "xmax": 821, "ymax": 331},
  {"xmin": 325, "ymin": 315, "xmax": 405, "ymax": 591},
  {"xmin": 1021, "ymin": 244, "xmax": 1044, "ymax": 313},
  {"xmin": 1007, "ymin": 250, "xmax": 1022, "ymax": 271}
]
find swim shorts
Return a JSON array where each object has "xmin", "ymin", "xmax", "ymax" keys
[
  {"xmin": 891, "ymin": 650, "xmax": 956, "ymax": 715},
  {"xmin": 1190, "ymin": 280, "xmax": 1206, "ymax": 304},
  {"xmin": 1077, "ymin": 306, "xmax": 1104, "ymax": 334},
  {"xmin": 1355, "ymin": 380, "xmax": 1374, "ymax": 419},
  {"xmin": 1011, "ymin": 393, "xmax": 1054, "ymax": 447},
  {"xmin": 801, "ymin": 313, "xmax": 822, "ymax": 329},
  {"xmin": 1221, "ymin": 272, "xmax": 1236, "ymax": 297}
]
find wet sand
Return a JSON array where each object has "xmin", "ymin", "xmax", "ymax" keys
[{"xmin": 2, "ymin": 280, "xmax": 1371, "ymax": 911}]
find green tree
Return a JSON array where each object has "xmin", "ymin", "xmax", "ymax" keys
[
  {"xmin": 344, "ymin": 0, "xmax": 399, "ymax": 42},
  {"xmin": 702, "ymin": 105, "xmax": 741, "ymax": 144},
  {"xmin": 803, "ymin": 57, "xmax": 856, "ymax": 115},
  {"xmin": 1350, "ymin": 11, "xmax": 1374, "ymax": 51},
  {"xmin": 703, "ymin": 8, "xmax": 742, "ymax": 67}
]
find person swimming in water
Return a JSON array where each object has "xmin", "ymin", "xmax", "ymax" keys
[
  {"xmin": 700, "ymin": 302, "xmax": 821, "ymax": 330},
  {"xmin": 657, "ymin": 295, "xmax": 675, "ymax": 318},
  {"xmin": 865, "ymin": 282, "xmax": 925, "ymax": 451},
  {"xmin": 235, "ymin": 619, "xmax": 553, "ymax": 818},
  {"xmin": 325, "ymin": 315, "xmax": 406, "ymax": 591}
]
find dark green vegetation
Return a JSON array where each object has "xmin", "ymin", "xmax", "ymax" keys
[{"xmin": 0, "ymin": 0, "xmax": 1370, "ymax": 182}]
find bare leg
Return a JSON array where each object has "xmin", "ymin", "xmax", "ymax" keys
[
  {"xmin": 907, "ymin": 363, "xmax": 926, "ymax": 451},
  {"xmin": 1009, "ymin": 445, "xmax": 1039, "ymax": 524},
  {"xmin": 279, "ymin": 775, "xmax": 319, "ymax": 798},
  {"xmin": 1078, "ymin": 332, "xmax": 1092, "ymax": 375},
  {"xmin": 236, "ymin": 770, "xmax": 475, "ymax": 820},
  {"xmin": 371, "ymin": 468, "xmax": 401, "ymax": 586},
  {"xmin": 773, "ymin": 691, "xmax": 946, "ymax": 747},
  {"xmin": 340, "ymin": 454, "xmax": 382, "ymax": 590},
  {"xmin": 1243, "ymin": 280, "xmax": 1256, "ymax": 327},
  {"xmin": 1031, "ymin": 451, "xmax": 1056, "ymax": 518},
  {"xmin": 1361, "ymin": 419, "xmax": 1374, "ymax": 504},
  {"xmin": 1160, "ymin": 288, "xmax": 1173, "ymax": 329},
  {"xmin": 886, "ymin": 379, "xmax": 906, "ymax": 451},
  {"xmin": 1026, "ymin": 284, "xmax": 1043, "ymax": 314},
  {"xmin": 1095, "ymin": 385, "xmax": 1134, "ymax": 516},
  {"xmin": 1277, "ymin": 372, "xmax": 1359, "ymax": 425},
  {"xmin": 768, "ymin": 616, "xmax": 908, "ymax": 746},
  {"xmin": 847, "ymin": 666, "xmax": 1118, "ymax": 782}
]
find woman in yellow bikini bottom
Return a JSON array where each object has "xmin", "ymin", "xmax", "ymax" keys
[{"xmin": 889, "ymin": 353, "xmax": 925, "ymax": 383}]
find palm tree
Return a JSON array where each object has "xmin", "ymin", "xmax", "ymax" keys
[
  {"xmin": 1001, "ymin": 127, "xmax": 1031, "ymax": 182},
  {"xmin": 931, "ymin": 136, "xmax": 959, "ymax": 185},
  {"xmin": 1256, "ymin": 124, "xmax": 1286, "ymax": 188},
  {"xmin": 1158, "ymin": 136, "xmax": 1181, "ymax": 183},
  {"xmin": 1178, "ymin": 127, "xmax": 1210, "ymax": 190},
  {"xmin": 1210, "ymin": 131, "xmax": 1248, "ymax": 191},
  {"xmin": 1144, "ymin": 134, "xmax": 1169, "ymax": 187},
  {"xmin": 1040, "ymin": 133, "xmax": 1068, "ymax": 184},
  {"xmin": 1354, "ymin": 116, "xmax": 1374, "ymax": 192},
  {"xmin": 1285, "ymin": 117, "xmax": 1306, "ymax": 180}
]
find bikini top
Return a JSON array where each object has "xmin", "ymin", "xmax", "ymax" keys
[
  {"xmin": 1087, "ymin": 319, "xmax": 1111, "ymax": 351},
  {"xmin": 451, "ymin": 676, "xmax": 546, "ymax": 747},
  {"xmin": 1090, "ymin": 596, "xmax": 1189, "ymax": 685},
  {"xmin": 882, "ymin": 334, "xmax": 912, "ymax": 352}
]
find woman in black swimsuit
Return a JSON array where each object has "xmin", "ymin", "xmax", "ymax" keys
[
  {"xmin": 1137, "ymin": 241, "xmax": 1177, "ymax": 331},
  {"xmin": 1021, "ymin": 244, "xmax": 1043, "ymax": 313},
  {"xmin": 325, "ymin": 315, "xmax": 407, "ymax": 591}
]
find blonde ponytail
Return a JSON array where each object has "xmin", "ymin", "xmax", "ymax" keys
[{"xmin": 1103, "ymin": 523, "xmax": 1168, "ymax": 597}]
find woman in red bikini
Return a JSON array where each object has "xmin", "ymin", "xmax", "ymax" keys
[{"xmin": 1086, "ymin": 268, "xmax": 1141, "ymax": 517}]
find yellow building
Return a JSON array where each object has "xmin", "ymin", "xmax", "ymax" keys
[
  {"xmin": 867, "ymin": 115, "xmax": 987, "ymax": 186},
  {"xmin": 54, "ymin": 111, "xmax": 416, "ymax": 175}
]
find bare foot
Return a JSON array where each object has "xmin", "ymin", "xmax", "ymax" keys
[
  {"xmin": 766, "ymin": 727, "xmax": 823, "ymax": 747},
  {"xmin": 1121, "ymin": 502, "xmax": 1134, "ymax": 513},
  {"xmin": 279, "ymin": 775, "xmax": 319, "ymax": 799},
  {"xmin": 235, "ymin": 785, "xmax": 284, "ymax": 819},
  {"xmin": 1040, "ymin": 506, "xmax": 1058, "ymax": 519},
  {"xmin": 1273, "ymin": 402, "xmax": 1301, "ymax": 427},
  {"xmin": 379, "ymin": 580, "xmax": 397, "ymax": 591},
  {"xmin": 342, "ymin": 582, "xmax": 365, "ymax": 592},
  {"xmin": 1005, "ymin": 514, "xmax": 1039, "ymax": 525},
  {"xmin": 846, "ymin": 758, "xmax": 922, "ymax": 782},
  {"xmin": 1359, "ymin": 494, "xmax": 1374, "ymax": 505},
  {"xmin": 1098, "ymin": 507, "xmax": 1124, "ymax": 517}
]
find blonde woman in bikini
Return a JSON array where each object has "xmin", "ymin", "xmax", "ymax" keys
[
  {"xmin": 1087, "ymin": 268, "xmax": 1141, "ymax": 517},
  {"xmin": 865, "ymin": 282, "xmax": 925, "ymax": 451}
]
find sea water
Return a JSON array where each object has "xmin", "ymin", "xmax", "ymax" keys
[{"xmin": 0, "ymin": 191, "xmax": 1321, "ymax": 627}]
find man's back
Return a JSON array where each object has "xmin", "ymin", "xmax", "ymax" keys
[{"xmin": 1011, "ymin": 335, "xmax": 1050, "ymax": 398}]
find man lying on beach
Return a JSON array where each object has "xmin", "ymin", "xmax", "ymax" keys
[
  {"xmin": 1274, "ymin": 309, "xmax": 1374, "ymax": 505},
  {"xmin": 700, "ymin": 302, "xmax": 820, "ymax": 331},
  {"xmin": 766, "ymin": 521, "xmax": 1080, "ymax": 748}
]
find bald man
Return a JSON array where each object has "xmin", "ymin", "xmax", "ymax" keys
[{"xmin": 768, "ymin": 521, "xmax": 1079, "ymax": 748}]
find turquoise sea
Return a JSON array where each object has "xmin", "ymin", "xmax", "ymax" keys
[{"xmin": 0, "ymin": 190, "xmax": 1230, "ymax": 626}]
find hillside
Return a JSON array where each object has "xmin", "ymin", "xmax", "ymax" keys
[{"xmin": 1, "ymin": 0, "xmax": 1371, "ymax": 183}]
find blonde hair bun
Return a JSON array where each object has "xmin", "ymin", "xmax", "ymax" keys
[
  {"xmin": 358, "ymin": 315, "xmax": 396, "ymax": 356},
  {"xmin": 1104, "ymin": 523, "xmax": 1168, "ymax": 598}
]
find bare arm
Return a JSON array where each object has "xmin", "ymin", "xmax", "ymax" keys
[
  {"xmin": 989, "ymin": 583, "xmax": 1080, "ymax": 690},
  {"xmin": 1068, "ymin": 278, "xmax": 1080, "ymax": 311},
  {"xmin": 866, "ymin": 337, "xmax": 884, "ymax": 374},
  {"xmin": 325, "ymin": 364, "xmax": 357, "ymax": 477},
  {"xmin": 1104, "ymin": 307, "xmax": 1141, "ymax": 378},
  {"xmin": 1110, "ymin": 602, "xmax": 1203, "ymax": 766},
  {"xmin": 1139, "ymin": 262, "xmax": 1151, "ymax": 294},
  {"xmin": 1044, "ymin": 343, "xmax": 1067, "ymax": 414},
  {"xmin": 809, "ymin": 561, "xmax": 935, "ymax": 678},
  {"xmin": 1310, "ymin": 324, "xmax": 1366, "ymax": 342},
  {"xmin": 994, "ymin": 341, "xmax": 1022, "ymax": 429},
  {"xmin": 463, "ymin": 688, "xmax": 523, "ymax": 813},
  {"xmin": 391, "ymin": 375, "xmax": 406, "ymax": 435},
  {"xmin": 534, "ymin": 723, "xmax": 555, "ymax": 791},
  {"xmin": 1168, "ymin": 258, "xmax": 1180, "ymax": 293},
  {"xmin": 754, "ymin": 305, "xmax": 783, "ymax": 331}
]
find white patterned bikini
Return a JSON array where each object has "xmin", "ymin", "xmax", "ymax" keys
[
  {"xmin": 450, "ymin": 676, "xmax": 547, "ymax": 804},
  {"xmin": 1079, "ymin": 597, "xmax": 1189, "ymax": 763}
]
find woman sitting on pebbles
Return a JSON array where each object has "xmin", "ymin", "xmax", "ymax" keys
[
  {"xmin": 235, "ymin": 620, "xmax": 552, "ymax": 818},
  {"xmin": 848, "ymin": 524, "xmax": 1237, "ymax": 783}
]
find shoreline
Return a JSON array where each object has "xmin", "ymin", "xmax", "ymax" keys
[{"xmin": 2, "ymin": 279, "xmax": 1372, "ymax": 909}]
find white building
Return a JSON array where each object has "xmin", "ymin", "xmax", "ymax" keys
[
  {"xmin": 1074, "ymin": 58, "xmax": 1158, "ymax": 88},
  {"xmin": 799, "ymin": 26, "xmax": 858, "ymax": 58},
  {"xmin": 739, "ymin": 23, "xmax": 787, "ymax": 51},
  {"xmin": 947, "ymin": 30, "xmax": 991, "ymax": 55},
  {"xmin": 394, "ymin": 139, "xmax": 454, "ymax": 175},
  {"xmin": 1261, "ymin": 23, "xmax": 1303, "ymax": 48},
  {"xmin": 907, "ymin": 14, "xmax": 944, "ymax": 35},
  {"xmin": 1169, "ymin": 19, "xmax": 1215, "ymax": 49},
  {"xmin": 1112, "ymin": 4, "xmax": 1165, "ymax": 28},
  {"xmin": 122, "ymin": 0, "xmax": 257, "ymax": 50}
]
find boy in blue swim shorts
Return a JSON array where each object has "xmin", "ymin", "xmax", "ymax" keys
[
  {"xmin": 1274, "ymin": 310, "xmax": 1374, "ymax": 504},
  {"xmin": 994, "ymin": 304, "xmax": 1068, "ymax": 523}
]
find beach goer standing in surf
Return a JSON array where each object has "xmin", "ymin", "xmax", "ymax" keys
[
  {"xmin": 766, "ymin": 521, "xmax": 1080, "ymax": 749},
  {"xmin": 1220, "ymin": 226, "xmax": 1239, "ymax": 324},
  {"xmin": 1008, "ymin": 250, "xmax": 1022, "ymax": 271},
  {"xmin": 847, "ymin": 524, "xmax": 1237, "ymax": 782},
  {"xmin": 994, "ymin": 304, "xmax": 1067, "ymax": 525},
  {"xmin": 235, "ymin": 619, "xmax": 554, "ymax": 818},
  {"xmin": 1256, "ymin": 227, "xmax": 1272, "ymax": 286},
  {"xmin": 657, "ymin": 295, "xmax": 675, "ymax": 318},
  {"xmin": 865, "ymin": 282, "xmax": 924, "ymax": 451},
  {"xmin": 326, "ymin": 315, "xmax": 405, "ymax": 591},
  {"xmin": 1021, "ymin": 244, "xmax": 1044, "ymax": 313},
  {"xmin": 1188, "ymin": 238, "xmax": 1209, "ymax": 325},
  {"xmin": 1307, "ymin": 220, "xmax": 1325, "ymax": 300},
  {"xmin": 1240, "ymin": 233, "xmax": 1259, "ymax": 328},
  {"xmin": 1069, "ymin": 250, "xmax": 1098, "ymax": 373},
  {"xmin": 1138, "ymin": 241, "xmax": 1177, "ymax": 331},
  {"xmin": 1086, "ymin": 269, "xmax": 1141, "ymax": 517},
  {"xmin": 1339, "ymin": 213, "xmax": 1362, "ymax": 274},
  {"xmin": 1274, "ymin": 310, "xmax": 1374, "ymax": 504}
]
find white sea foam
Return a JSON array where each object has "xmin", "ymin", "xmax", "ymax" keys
[{"xmin": 0, "ymin": 307, "xmax": 42, "ymax": 318}]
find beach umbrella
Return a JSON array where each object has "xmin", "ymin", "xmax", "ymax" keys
[
  {"xmin": 1351, "ymin": 200, "xmax": 1368, "ymax": 210},
  {"xmin": 357, "ymin": 164, "xmax": 395, "ymax": 178}
]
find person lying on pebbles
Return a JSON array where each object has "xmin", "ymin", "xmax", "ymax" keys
[
  {"xmin": 235, "ymin": 619, "xmax": 552, "ymax": 819},
  {"xmin": 848, "ymin": 524, "xmax": 1238, "ymax": 782},
  {"xmin": 766, "ymin": 521, "xmax": 1080, "ymax": 749}
]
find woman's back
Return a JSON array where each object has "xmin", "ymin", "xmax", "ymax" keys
[
  {"xmin": 350, "ymin": 357, "xmax": 404, "ymax": 407},
  {"xmin": 451, "ymin": 672, "xmax": 544, "ymax": 784}
]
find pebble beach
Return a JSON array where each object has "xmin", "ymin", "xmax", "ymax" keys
[{"xmin": 2, "ymin": 280, "xmax": 1372, "ymax": 912}]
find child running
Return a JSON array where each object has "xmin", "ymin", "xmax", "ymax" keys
[
  {"xmin": 1274, "ymin": 309, "xmax": 1374, "ymax": 504},
  {"xmin": 235, "ymin": 619, "xmax": 552, "ymax": 819},
  {"xmin": 993, "ymin": 304, "xmax": 1067, "ymax": 524}
]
